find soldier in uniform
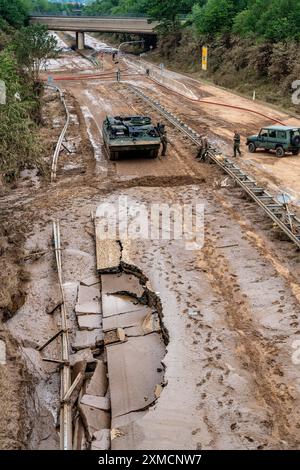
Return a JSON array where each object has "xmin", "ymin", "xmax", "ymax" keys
[
  {"xmin": 161, "ymin": 130, "xmax": 168, "ymax": 156},
  {"xmin": 197, "ymin": 135, "xmax": 209, "ymax": 160},
  {"xmin": 233, "ymin": 131, "xmax": 242, "ymax": 157},
  {"xmin": 157, "ymin": 123, "xmax": 168, "ymax": 156}
]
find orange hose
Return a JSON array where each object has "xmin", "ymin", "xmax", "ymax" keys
[
  {"xmin": 149, "ymin": 76, "xmax": 285, "ymax": 125},
  {"xmin": 43, "ymin": 60, "xmax": 285, "ymax": 125}
]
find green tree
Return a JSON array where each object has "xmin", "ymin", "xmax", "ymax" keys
[
  {"xmin": 84, "ymin": 0, "xmax": 119, "ymax": 15},
  {"xmin": 233, "ymin": 0, "xmax": 300, "ymax": 42},
  {"xmin": 0, "ymin": 0, "xmax": 29, "ymax": 28},
  {"xmin": 193, "ymin": 0, "xmax": 247, "ymax": 37},
  {"xmin": 111, "ymin": 0, "xmax": 148, "ymax": 15},
  {"xmin": 13, "ymin": 24, "xmax": 57, "ymax": 83},
  {"xmin": 146, "ymin": 0, "xmax": 191, "ymax": 24},
  {"xmin": 0, "ymin": 49, "xmax": 41, "ymax": 179}
]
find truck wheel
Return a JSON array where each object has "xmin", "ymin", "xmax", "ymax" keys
[
  {"xmin": 248, "ymin": 143, "xmax": 256, "ymax": 153},
  {"xmin": 292, "ymin": 136, "xmax": 300, "ymax": 146},
  {"xmin": 276, "ymin": 146, "xmax": 285, "ymax": 157},
  {"xmin": 292, "ymin": 149, "xmax": 299, "ymax": 156}
]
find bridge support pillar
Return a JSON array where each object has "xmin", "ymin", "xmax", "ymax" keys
[{"xmin": 76, "ymin": 32, "xmax": 85, "ymax": 50}]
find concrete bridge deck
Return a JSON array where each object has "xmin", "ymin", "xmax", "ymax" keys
[{"xmin": 29, "ymin": 15, "xmax": 158, "ymax": 35}]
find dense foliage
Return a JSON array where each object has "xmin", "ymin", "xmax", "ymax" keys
[
  {"xmin": 0, "ymin": 45, "xmax": 42, "ymax": 180},
  {"xmin": 84, "ymin": 0, "xmax": 300, "ymax": 42},
  {"xmin": 0, "ymin": 0, "xmax": 28, "ymax": 28},
  {"xmin": 0, "ymin": 3, "xmax": 57, "ymax": 180}
]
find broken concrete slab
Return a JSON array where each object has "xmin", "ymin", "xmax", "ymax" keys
[
  {"xmin": 142, "ymin": 312, "xmax": 161, "ymax": 334},
  {"xmin": 107, "ymin": 333, "xmax": 165, "ymax": 418},
  {"xmin": 111, "ymin": 421, "xmax": 143, "ymax": 451},
  {"xmin": 70, "ymin": 348, "xmax": 95, "ymax": 366},
  {"xmin": 123, "ymin": 326, "xmax": 144, "ymax": 337},
  {"xmin": 120, "ymin": 239, "xmax": 148, "ymax": 284},
  {"xmin": 102, "ymin": 307, "xmax": 152, "ymax": 332},
  {"xmin": 78, "ymin": 285, "xmax": 100, "ymax": 304},
  {"xmin": 96, "ymin": 231, "xmax": 121, "ymax": 274},
  {"xmin": 114, "ymin": 314, "xmax": 160, "ymax": 337},
  {"xmin": 80, "ymin": 275, "xmax": 100, "ymax": 287},
  {"xmin": 102, "ymin": 292, "xmax": 143, "ymax": 318},
  {"xmin": 77, "ymin": 314, "xmax": 102, "ymax": 331},
  {"xmin": 111, "ymin": 410, "xmax": 147, "ymax": 429},
  {"xmin": 80, "ymin": 394, "xmax": 110, "ymax": 411},
  {"xmin": 73, "ymin": 329, "xmax": 104, "ymax": 351},
  {"xmin": 79, "ymin": 404, "xmax": 110, "ymax": 440},
  {"xmin": 104, "ymin": 329, "xmax": 126, "ymax": 346},
  {"xmin": 101, "ymin": 273, "xmax": 145, "ymax": 298},
  {"xmin": 86, "ymin": 360, "xmax": 108, "ymax": 397},
  {"xmin": 91, "ymin": 429, "xmax": 110, "ymax": 451},
  {"xmin": 75, "ymin": 285, "xmax": 101, "ymax": 315},
  {"xmin": 75, "ymin": 302, "xmax": 101, "ymax": 315}
]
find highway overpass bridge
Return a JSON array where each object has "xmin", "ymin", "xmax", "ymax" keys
[{"xmin": 29, "ymin": 16, "xmax": 159, "ymax": 49}]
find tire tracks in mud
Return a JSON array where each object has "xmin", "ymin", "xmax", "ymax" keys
[
  {"xmin": 198, "ymin": 204, "xmax": 300, "ymax": 448},
  {"xmin": 2, "ymin": 67, "xmax": 300, "ymax": 448}
]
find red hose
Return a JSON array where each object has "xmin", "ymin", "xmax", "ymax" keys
[
  {"xmin": 149, "ymin": 76, "xmax": 285, "ymax": 125},
  {"xmin": 43, "ymin": 63, "xmax": 285, "ymax": 125}
]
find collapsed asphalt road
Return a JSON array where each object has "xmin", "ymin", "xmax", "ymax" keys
[{"xmin": 1, "ymin": 32, "xmax": 300, "ymax": 450}]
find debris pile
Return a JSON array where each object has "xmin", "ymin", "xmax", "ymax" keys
[{"xmin": 70, "ymin": 265, "xmax": 167, "ymax": 450}]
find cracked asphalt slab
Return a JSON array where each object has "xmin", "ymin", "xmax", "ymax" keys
[{"xmin": 1, "ymin": 33, "xmax": 300, "ymax": 450}]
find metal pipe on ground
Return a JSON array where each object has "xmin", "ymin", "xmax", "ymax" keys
[
  {"xmin": 45, "ymin": 84, "xmax": 71, "ymax": 182},
  {"xmin": 53, "ymin": 220, "xmax": 72, "ymax": 450}
]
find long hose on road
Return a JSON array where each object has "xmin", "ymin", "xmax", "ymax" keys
[
  {"xmin": 148, "ymin": 76, "xmax": 285, "ymax": 126},
  {"xmin": 47, "ymin": 68, "xmax": 285, "ymax": 125}
]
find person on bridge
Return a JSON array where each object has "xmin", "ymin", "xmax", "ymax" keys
[{"xmin": 233, "ymin": 131, "xmax": 242, "ymax": 157}]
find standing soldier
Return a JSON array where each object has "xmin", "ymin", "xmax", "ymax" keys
[
  {"xmin": 233, "ymin": 131, "xmax": 242, "ymax": 157},
  {"xmin": 157, "ymin": 123, "xmax": 168, "ymax": 156},
  {"xmin": 197, "ymin": 135, "xmax": 208, "ymax": 160},
  {"xmin": 116, "ymin": 68, "xmax": 121, "ymax": 82},
  {"xmin": 161, "ymin": 130, "xmax": 168, "ymax": 156}
]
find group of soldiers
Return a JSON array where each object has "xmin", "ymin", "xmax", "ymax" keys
[
  {"xmin": 155, "ymin": 123, "xmax": 242, "ymax": 160},
  {"xmin": 196, "ymin": 131, "xmax": 242, "ymax": 160}
]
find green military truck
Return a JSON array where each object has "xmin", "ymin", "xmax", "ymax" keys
[
  {"xmin": 246, "ymin": 125, "xmax": 300, "ymax": 157},
  {"xmin": 102, "ymin": 115, "xmax": 161, "ymax": 161}
]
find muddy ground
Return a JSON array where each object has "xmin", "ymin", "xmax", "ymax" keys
[{"xmin": 1, "ymin": 32, "xmax": 300, "ymax": 450}]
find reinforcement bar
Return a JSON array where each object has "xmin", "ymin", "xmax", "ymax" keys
[
  {"xmin": 53, "ymin": 220, "xmax": 72, "ymax": 450},
  {"xmin": 46, "ymin": 84, "xmax": 70, "ymax": 182},
  {"xmin": 129, "ymin": 85, "xmax": 300, "ymax": 250}
]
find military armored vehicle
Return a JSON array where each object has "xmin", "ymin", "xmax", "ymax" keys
[{"xmin": 102, "ymin": 115, "xmax": 161, "ymax": 161}]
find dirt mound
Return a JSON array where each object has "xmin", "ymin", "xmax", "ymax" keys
[{"xmin": 116, "ymin": 174, "xmax": 206, "ymax": 189}]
